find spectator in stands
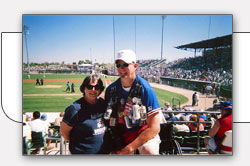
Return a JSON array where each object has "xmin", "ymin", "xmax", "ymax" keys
[
  {"xmin": 23, "ymin": 112, "xmax": 32, "ymax": 124},
  {"xmin": 54, "ymin": 112, "xmax": 64, "ymax": 126},
  {"xmin": 60, "ymin": 75, "xmax": 106, "ymax": 154},
  {"xmin": 41, "ymin": 113, "xmax": 55, "ymax": 151},
  {"xmin": 162, "ymin": 102, "xmax": 173, "ymax": 120},
  {"xmin": 183, "ymin": 108, "xmax": 193, "ymax": 121},
  {"xmin": 163, "ymin": 102, "xmax": 172, "ymax": 111},
  {"xmin": 206, "ymin": 85, "xmax": 213, "ymax": 95},
  {"xmin": 172, "ymin": 105, "xmax": 178, "ymax": 111},
  {"xmin": 204, "ymin": 101, "xmax": 232, "ymax": 154},
  {"xmin": 173, "ymin": 115, "xmax": 190, "ymax": 132},
  {"xmin": 23, "ymin": 122, "xmax": 32, "ymax": 155},
  {"xmin": 29, "ymin": 111, "xmax": 49, "ymax": 153},
  {"xmin": 210, "ymin": 113, "xmax": 220, "ymax": 128},
  {"xmin": 215, "ymin": 85, "xmax": 220, "ymax": 98},
  {"xmin": 41, "ymin": 113, "xmax": 50, "ymax": 127},
  {"xmin": 188, "ymin": 114, "xmax": 204, "ymax": 131},
  {"xmin": 170, "ymin": 111, "xmax": 182, "ymax": 121},
  {"xmin": 23, "ymin": 122, "xmax": 31, "ymax": 140},
  {"xmin": 199, "ymin": 109, "xmax": 207, "ymax": 121},
  {"xmin": 29, "ymin": 111, "xmax": 48, "ymax": 134}
]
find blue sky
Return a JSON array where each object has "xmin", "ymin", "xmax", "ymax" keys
[{"xmin": 23, "ymin": 15, "xmax": 232, "ymax": 64}]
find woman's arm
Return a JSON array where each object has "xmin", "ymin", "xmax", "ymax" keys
[
  {"xmin": 60, "ymin": 121, "xmax": 73, "ymax": 141},
  {"xmin": 209, "ymin": 120, "xmax": 220, "ymax": 137}
]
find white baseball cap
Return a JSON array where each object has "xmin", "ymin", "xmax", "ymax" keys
[
  {"xmin": 115, "ymin": 50, "xmax": 136, "ymax": 64},
  {"xmin": 165, "ymin": 102, "xmax": 170, "ymax": 106}
]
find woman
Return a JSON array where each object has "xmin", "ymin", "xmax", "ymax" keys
[
  {"xmin": 188, "ymin": 114, "xmax": 204, "ymax": 131},
  {"xmin": 205, "ymin": 101, "xmax": 232, "ymax": 154},
  {"xmin": 60, "ymin": 75, "xmax": 107, "ymax": 154}
]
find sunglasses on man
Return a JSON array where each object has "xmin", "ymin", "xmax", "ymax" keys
[
  {"xmin": 116, "ymin": 63, "xmax": 130, "ymax": 68},
  {"xmin": 86, "ymin": 84, "xmax": 101, "ymax": 90}
]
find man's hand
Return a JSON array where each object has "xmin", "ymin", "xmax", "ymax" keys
[{"xmin": 116, "ymin": 145, "xmax": 135, "ymax": 155}]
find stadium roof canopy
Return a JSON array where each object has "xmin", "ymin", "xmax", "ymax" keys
[{"xmin": 175, "ymin": 34, "xmax": 232, "ymax": 52}]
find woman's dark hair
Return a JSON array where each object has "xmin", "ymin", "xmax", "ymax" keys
[{"xmin": 80, "ymin": 75, "xmax": 105, "ymax": 96}]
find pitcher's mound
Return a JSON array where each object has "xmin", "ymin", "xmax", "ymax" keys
[{"xmin": 36, "ymin": 85, "xmax": 62, "ymax": 88}]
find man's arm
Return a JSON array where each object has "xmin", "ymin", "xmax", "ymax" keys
[{"xmin": 117, "ymin": 112, "xmax": 160, "ymax": 154}]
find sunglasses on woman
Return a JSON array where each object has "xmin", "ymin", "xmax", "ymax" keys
[
  {"xmin": 116, "ymin": 63, "xmax": 129, "ymax": 68},
  {"xmin": 86, "ymin": 84, "xmax": 101, "ymax": 90}
]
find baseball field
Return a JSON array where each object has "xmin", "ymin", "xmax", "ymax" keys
[{"xmin": 23, "ymin": 73, "xmax": 188, "ymax": 112}]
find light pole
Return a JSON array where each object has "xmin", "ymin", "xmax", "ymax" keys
[
  {"xmin": 113, "ymin": 16, "xmax": 116, "ymax": 74},
  {"xmin": 135, "ymin": 16, "xmax": 137, "ymax": 54},
  {"xmin": 160, "ymin": 16, "xmax": 167, "ymax": 60},
  {"xmin": 89, "ymin": 48, "xmax": 93, "ymax": 64},
  {"xmin": 208, "ymin": 16, "xmax": 211, "ymax": 40},
  {"xmin": 23, "ymin": 25, "xmax": 30, "ymax": 79}
]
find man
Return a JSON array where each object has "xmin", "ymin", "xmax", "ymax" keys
[
  {"xmin": 29, "ymin": 111, "xmax": 49, "ymax": 153},
  {"xmin": 173, "ymin": 115, "xmax": 190, "ymax": 132},
  {"xmin": 162, "ymin": 102, "xmax": 173, "ymax": 121},
  {"xmin": 54, "ymin": 112, "xmax": 64, "ymax": 126},
  {"xmin": 192, "ymin": 92, "xmax": 199, "ymax": 106},
  {"xmin": 105, "ymin": 50, "xmax": 161, "ymax": 155},
  {"xmin": 163, "ymin": 102, "xmax": 172, "ymax": 111},
  {"xmin": 66, "ymin": 81, "xmax": 70, "ymax": 92},
  {"xmin": 195, "ymin": 92, "xmax": 199, "ymax": 106},
  {"xmin": 40, "ymin": 78, "xmax": 44, "ymax": 85},
  {"xmin": 71, "ymin": 83, "xmax": 75, "ymax": 93},
  {"xmin": 36, "ymin": 78, "xmax": 40, "ymax": 85},
  {"xmin": 29, "ymin": 111, "xmax": 48, "ymax": 134}
]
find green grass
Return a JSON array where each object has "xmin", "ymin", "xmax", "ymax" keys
[
  {"xmin": 23, "ymin": 74, "xmax": 188, "ymax": 112},
  {"xmin": 23, "ymin": 82, "xmax": 82, "ymax": 94},
  {"xmin": 23, "ymin": 96, "xmax": 80, "ymax": 112},
  {"xmin": 153, "ymin": 87, "xmax": 188, "ymax": 108}
]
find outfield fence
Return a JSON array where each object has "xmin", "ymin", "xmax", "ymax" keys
[{"xmin": 160, "ymin": 77, "xmax": 232, "ymax": 99}]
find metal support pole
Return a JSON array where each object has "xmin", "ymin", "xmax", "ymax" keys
[
  {"xmin": 197, "ymin": 112, "xmax": 200, "ymax": 154},
  {"xmin": 135, "ymin": 16, "xmax": 137, "ymax": 54},
  {"xmin": 112, "ymin": 16, "xmax": 116, "ymax": 74},
  {"xmin": 24, "ymin": 25, "xmax": 30, "ymax": 79},
  {"xmin": 160, "ymin": 16, "xmax": 164, "ymax": 60}
]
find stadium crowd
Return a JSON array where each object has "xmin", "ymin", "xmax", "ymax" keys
[{"xmin": 106, "ymin": 53, "xmax": 232, "ymax": 90}]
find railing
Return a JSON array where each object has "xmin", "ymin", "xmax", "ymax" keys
[
  {"xmin": 162, "ymin": 110, "xmax": 221, "ymax": 154},
  {"xmin": 172, "ymin": 98, "xmax": 181, "ymax": 110}
]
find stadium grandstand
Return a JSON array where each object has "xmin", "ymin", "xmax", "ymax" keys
[{"xmin": 174, "ymin": 34, "xmax": 232, "ymax": 71}]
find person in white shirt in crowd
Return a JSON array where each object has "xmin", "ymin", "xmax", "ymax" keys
[
  {"xmin": 173, "ymin": 115, "xmax": 190, "ymax": 133},
  {"xmin": 28, "ymin": 111, "xmax": 49, "ymax": 153},
  {"xmin": 29, "ymin": 111, "xmax": 48, "ymax": 135},
  {"xmin": 23, "ymin": 113, "xmax": 32, "ymax": 140},
  {"xmin": 163, "ymin": 102, "xmax": 172, "ymax": 112},
  {"xmin": 162, "ymin": 102, "xmax": 173, "ymax": 121}
]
